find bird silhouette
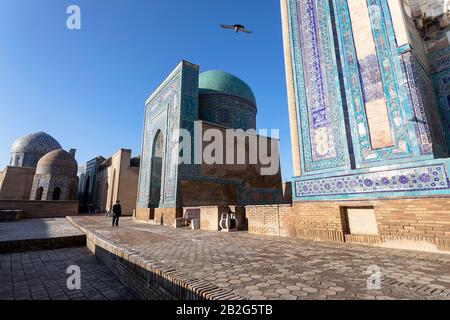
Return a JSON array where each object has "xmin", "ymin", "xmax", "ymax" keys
[{"xmin": 220, "ymin": 24, "xmax": 253, "ymax": 34}]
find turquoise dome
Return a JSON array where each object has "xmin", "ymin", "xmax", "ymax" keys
[{"xmin": 199, "ymin": 70, "xmax": 256, "ymax": 105}]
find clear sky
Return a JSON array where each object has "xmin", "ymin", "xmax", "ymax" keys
[{"xmin": 0, "ymin": 0, "xmax": 293, "ymax": 181}]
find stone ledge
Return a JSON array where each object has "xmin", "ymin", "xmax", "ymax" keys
[
  {"xmin": 0, "ymin": 235, "xmax": 86, "ymax": 254},
  {"xmin": 0, "ymin": 210, "xmax": 23, "ymax": 222},
  {"xmin": 67, "ymin": 216, "xmax": 244, "ymax": 300}
]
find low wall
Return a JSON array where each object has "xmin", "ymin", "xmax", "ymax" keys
[
  {"xmin": 135, "ymin": 207, "xmax": 182, "ymax": 226},
  {"xmin": 0, "ymin": 200, "xmax": 79, "ymax": 218},
  {"xmin": 246, "ymin": 197, "xmax": 450, "ymax": 253},
  {"xmin": 0, "ymin": 210, "xmax": 23, "ymax": 222},
  {"xmin": 136, "ymin": 206, "xmax": 246, "ymax": 230},
  {"xmin": 200, "ymin": 206, "xmax": 221, "ymax": 231},
  {"xmin": 0, "ymin": 235, "xmax": 86, "ymax": 254}
]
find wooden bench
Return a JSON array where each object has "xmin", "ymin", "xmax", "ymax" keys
[{"xmin": 175, "ymin": 208, "xmax": 200, "ymax": 228}]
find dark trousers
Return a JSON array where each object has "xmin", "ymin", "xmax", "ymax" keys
[{"xmin": 112, "ymin": 215, "xmax": 120, "ymax": 226}]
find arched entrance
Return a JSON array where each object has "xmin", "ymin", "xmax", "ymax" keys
[
  {"xmin": 35, "ymin": 187, "xmax": 44, "ymax": 200},
  {"xmin": 150, "ymin": 131, "xmax": 164, "ymax": 207},
  {"xmin": 52, "ymin": 187, "xmax": 61, "ymax": 201},
  {"xmin": 83, "ymin": 176, "xmax": 90, "ymax": 205}
]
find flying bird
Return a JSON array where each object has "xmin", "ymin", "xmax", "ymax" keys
[{"xmin": 220, "ymin": 24, "xmax": 253, "ymax": 34}]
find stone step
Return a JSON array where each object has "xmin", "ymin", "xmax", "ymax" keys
[
  {"xmin": 0, "ymin": 209, "xmax": 23, "ymax": 222},
  {"xmin": 0, "ymin": 234, "xmax": 86, "ymax": 254}
]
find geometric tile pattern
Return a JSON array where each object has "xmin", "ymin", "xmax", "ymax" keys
[
  {"xmin": 10, "ymin": 131, "xmax": 62, "ymax": 168},
  {"xmin": 10, "ymin": 132, "xmax": 61, "ymax": 154},
  {"xmin": 332, "ymin": 0, "xmax": 412, "ymax": 163},
  {"xmin": 287, "ymin": 0, "xmax": 349, "ymax": 172},
  {"xmin": 294, "ymin": 163, "xmax": 450, "ymax": 198}
]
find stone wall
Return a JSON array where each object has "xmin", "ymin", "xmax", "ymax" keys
[
  {"xmin": 30, "ymin": 173, "xmax": 77, "ymax": 201},
  {"xmin": 95, "ymin": 149, "xmax": 138, "ymax": 216},
  {"xmin": 247, "ymin": 197, "xmax": 450, "ymax": 253},
  {"xmin": 0, "ymin": 166, "xmax": 35, "ymax": 200},
  {"xmin": 152, "ymin": 207, "xmax": 181, "ymax": 226},
  {"xmin": 135, "ymin": 208, "xmax": 153, "ymax": 221},
  {"xmin": 180, "ymin": 180, "xmax": 237, "ymax": 207},
  {"xmin": 199, "ymin": 206, "xmax": 221, "ymax": 231},
  {"xmin": 0, "ymin": 200, "xmax": 79, "ymax": 218}
]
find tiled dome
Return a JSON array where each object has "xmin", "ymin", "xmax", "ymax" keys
[
  {"xmin": 199, "ymin": 70, "xmax": 256, "ymax": 105},
  {"xmin": 36, "ymin": 149, "xmax": 78, "ymax": 177},
  {"xmin": 11, "ymin": 132, "xmax": 61, "ymax": 154}
]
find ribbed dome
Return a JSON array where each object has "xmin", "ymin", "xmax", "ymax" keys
[
  {"xmin": 11, "ymin": 132, "xmax": 61, "ymax": 154},
  {"xmin": 36, "ymin": 149, "xmax": 78, "ymax": 177},
  {"xmin": 199, "ymin": 70, "xmax": 256, "ymax": 105}
]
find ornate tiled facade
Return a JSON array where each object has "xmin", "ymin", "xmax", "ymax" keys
[
  {"xmin": 136, "ymin": 61, "xmax": 284, "ymax": 216},
  {"xmin": 199, "ymin": 94, "xmax": 257, "ymax": 130},
  {"xmin": 245, "ymin": 0, "xmax": 450, "ymax": 254},
  {"xmin": 294, "ymin": 162, "xmax": 449, "ymax": 199},
  {"xmin": 283, "ymin": 0, "xmax": 450, "ymax": 201},
  {"xmin": 10, "ymin": 132, "xmax": 62, "ymax": 168}
]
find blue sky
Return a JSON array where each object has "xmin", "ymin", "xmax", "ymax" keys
[{"xmin": 0, "ymin": 0, "xmax": 293, "ymax": 181}]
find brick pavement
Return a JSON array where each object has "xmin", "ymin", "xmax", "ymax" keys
[
  {"xmin": 0, "ymin": 247, "xmax": 135, "ymax": 300},
  {"xmin": 0, "ymin": 218, "xmax": 84, "ymax": 241},
  {"xmin": 68, "ymin": 216, "xmax": 450, "ymax": 300}
]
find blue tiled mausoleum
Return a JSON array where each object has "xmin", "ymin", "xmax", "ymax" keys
[{"xmin": 283, "ymin": 0, "xmax": 450, "ymax": 201}]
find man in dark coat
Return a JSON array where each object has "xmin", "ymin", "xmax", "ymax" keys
[{"xmin": 112, "ymin": 200, "xmax": 122, "ymax": 227}]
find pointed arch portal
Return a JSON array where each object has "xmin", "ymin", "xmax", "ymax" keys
[{"xmin": 150, "ymin": 130, "xmax": 164, "ymax": 207}]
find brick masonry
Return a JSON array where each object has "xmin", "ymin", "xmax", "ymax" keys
[
  {"xmin": 0, "ymin": 247, "xmax": 135, "ymax": 300},
  {"xmin": 0, "ymin": 200, "xmax": 79, "ymax": 219},
  {"xmin": 135, "ymin": 207, "xmax": 182, "ymax": 226},
  {"xmin": 247, "ymin": 197, "xmax": 450, "ymax": 253},
  {"xmin": 0, "ymin": 166, "xmax": 35, "ymax": 200},
  {"xmin": 67, "ymin": 216, "xmax": 450, "ymax": 300},
  {"xmin": 68, "ymin": 217, "xmax": 242, "ymax": 300}
]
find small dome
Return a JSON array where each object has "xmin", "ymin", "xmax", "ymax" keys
[
  {"xmin": 11, "ymin": 132, "xmax": 61, "ymax": 154},
  {"xmin": 36, "ymin": 149, "xmax": 78, "ymax": 177},
  {"xmin": 199, "ymin": 70, "xmax": 256, "ymax": 105}
]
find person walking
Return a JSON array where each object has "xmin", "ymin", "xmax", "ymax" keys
[{"xmin": 112, "ymin": 200, "xmax": 122, "ymax": 227}]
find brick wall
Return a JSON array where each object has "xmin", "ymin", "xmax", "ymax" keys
[
  {"xmin": 91, "ymin": 242, "xmax": 176, "ymax": 300},
  {"xmin": 153, "ymin": 207, "xmax": 181, "ymax": 226},
  {"xmin": 135, "ymin": 207, "xmax": 182, "ymax": 226},
  {"xmin": 135, "ymin": 208, "xmax": 153, "ymax": 221},
  {"xmin": 0, "ymin": 166, "xmax": 35, "ymax": 200},
  {"xmin": 0, "ymin": 200, "xmax": 78, "ymax": 218},
  {"xmin": 247, "ymin": 197, "xmax": 450, "ymax": 253}
]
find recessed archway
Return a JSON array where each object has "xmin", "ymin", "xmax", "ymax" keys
[
  {"xmin": 150, "ymin": 130, "xmax": 164, "ymax": 207},
  {"xmin": 52, "ymin": 187, "xmax": 61, "ymax": 201},
  {"xmin": 35, "ymin": 187, "xmax": 44, "ymax": 201}
]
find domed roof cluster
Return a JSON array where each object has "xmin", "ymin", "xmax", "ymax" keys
[
  {"xmin": 36, "ymin": 149, "xmax": 78, "ymax": 177},
  {"xmin": 199, "ymin": 70, "xmax": 256, "ymax": 105},
  {"xmin": 11, "ymin": 132, "xmax": 62, "ymax": 155}
]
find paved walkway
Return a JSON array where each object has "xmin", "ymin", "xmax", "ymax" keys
[
  {"xmin": 0, "ymin": 247, "xmax": 135, "ymax": 300},
  {"xmin": 69, "ymin": 216, "xmax": 450, "ymax": 300},
  {"xmin": 0, "ymin": 218, "xmax": 83, "ymax": 242}
]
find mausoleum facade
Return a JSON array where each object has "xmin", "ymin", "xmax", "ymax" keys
[
  {"xmin": 135, "ymin": 61, "xmax": 285, "ymax": 226},
  {"xmin": 247, "ymin": 0, "xmax": 450, "ymax": 253}
]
